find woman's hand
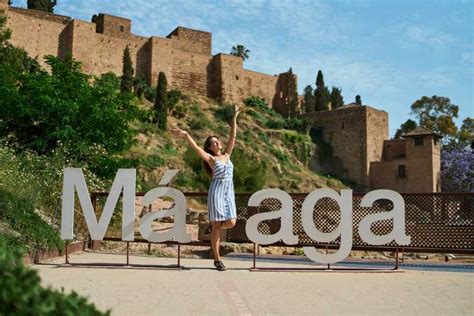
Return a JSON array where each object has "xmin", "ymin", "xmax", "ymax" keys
[
  {"xmin": 170, "ymin": 127, "xmax": 189, "ymax": 139},
  {"xmin": 234, "ymin": 104, "xmax": 241, "ymax": 118}
]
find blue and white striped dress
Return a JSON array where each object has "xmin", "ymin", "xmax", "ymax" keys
[{"xmin": 207, "ymin": 159, "xmax": 237, "ymax": 222}]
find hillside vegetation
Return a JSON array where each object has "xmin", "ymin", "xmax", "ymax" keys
[{"xmin": 130, "ymin": 92, "xmax": 347, "ymax": 193}]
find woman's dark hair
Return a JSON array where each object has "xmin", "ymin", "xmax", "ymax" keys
[{"xmin": 203, "ymin": 135, "xmax": 219, "ymax": 177}]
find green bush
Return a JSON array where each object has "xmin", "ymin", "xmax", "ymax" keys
[
  {"xmin": 139, "ymin": 154, "xmax": 165, "ymax": 169},
  {"xmin": 167, "ymin": 89, "xmax": 182, "ymax": 112},
  {"xmin": 0, "ymin": 237, "xmax": 109, "ymax": 315},
  {"xmin": 246, "ymin": 109, "xmax": 268, "ymax": 126},
  {"xmin": 214, "ymin": 103, "xmax": 235, "ymax": 124},
  {"xmin": 144, "ymin": 84, "xmax": 156, "ymax": 102},
  {"xmin": 181, "ymin": 148, "xmax": 210, "ymax": 190},
  {"xmin": 232, "ymin": 148, "xmax": 267, "ymax": 192},
  {"xmin": 270, "ymin": 147, "xmax": 289, "ymax": 163},
  {"xmin": 266, "ymin": 117, "xmax": 286, "ymax": 129},
  {"xmin": 0, "ymin": 188, "xmax": 63, "ymax": 253},
  {"xmin": 244, "ymin": 96, "xmax": 278, "ymax": 117},
  {"xmin": 0, "ymin": 143, "xmax": 109, "ymax": 249}
]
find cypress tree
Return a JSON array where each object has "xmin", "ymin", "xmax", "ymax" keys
[
  {"xmin": 330, "ymin": 87, "xmax": 344, "ymax": 109},
  {"xmin": 355, "ymin": 95, "xmax": 362, "ymax": 105},
  {"xmin": 314, "ymin": 70, "xmax": 330, "ymax": 111},
  {"xmin": 120, "ymin": 45, "xmax": 134, "ymax": 93},
  {"xmin": 155, "ymin": 72, "xmax": 168, "ymax": 130},
  {"xmin": 303, "ymin": 85, "xmax": 314, "ymax": 113},
  {"xmin": 286, "ymin": 68, "xmax": 299, "ymax": 118},
  {"xmin": 27, "ymin": 0, "xmax": 56, "ymax": 12}
]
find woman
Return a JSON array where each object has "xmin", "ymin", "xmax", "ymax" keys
[{"xmin": 171, "ymin": 104, "xmax": 241, "ymax": 271}]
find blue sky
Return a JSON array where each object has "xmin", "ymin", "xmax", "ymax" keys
[{"xmin": 13, "ymin": 0, "xmax": 473, "ymax": 137}]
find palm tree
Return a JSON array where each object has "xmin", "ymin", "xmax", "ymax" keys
[{"xmin": 230, "ymin": 44, "xmax": 250, "ymax": 61}]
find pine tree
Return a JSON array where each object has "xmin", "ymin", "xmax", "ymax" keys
[
  {"xmin": 120, "ymin": 45, "xmax": 134, "ymax": 93},
  {"xmin": 355, "ymin": 95, "xmax": 362, "ymax": 105},
  {"xmin": 330, "ymin": 87, "xmax": 344, "ymax": 109},
  {"xmin": 302, "ymin": 85, "xmax": 314, "ymax": 113},
  {"xmin": 314, "ymin": 70, "xmax": 330, "ymax": 111},
  {"xmin": 27, "ymin": 0, "xmax": 56, "ymax": 13},
  {"xmin": 154, "ymin": 72, "xmax": 168, "ymax": 130}
]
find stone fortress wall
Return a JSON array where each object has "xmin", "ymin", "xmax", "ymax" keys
[{"xmin": 1, "ymin": 3, "xmax": 289, "ymax": 110}]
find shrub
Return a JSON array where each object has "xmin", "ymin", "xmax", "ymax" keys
[
  {"xmin": 266, "ymin": 118, "xmax": 286, "ymax": 129},
  {"xmin": 0, "ymin": 142, "xmax": 109, "ymax": 249},
  {"xmin": 167, "ymin": 89, "xmax": 182, "ymax": 113},
  {"xmin": 144, "ymin": 84, "xmax": 156, "ymax": 102},
  {"xmin": 0, "ymin": 237, "xmax": 109, "ymax": 315},
  {"xmin": 232, "ymin": 148, "xmax": 267, "ymax": 192},
  {"xmin": 214, "ymin": 103, "xmax": 235, "ymax": 124}
]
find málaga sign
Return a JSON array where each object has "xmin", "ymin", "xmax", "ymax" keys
[{"xmin": 61, "ymin": 168, "xmax": 411, "ymax": 264}]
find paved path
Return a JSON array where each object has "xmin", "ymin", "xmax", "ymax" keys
[{"xmin": 34, "ymin": 251, "xmax": 473, "ymax": 315}]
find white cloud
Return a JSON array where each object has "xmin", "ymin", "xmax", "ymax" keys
[{"xmin": 404, "ymin": 25, "xmax": 457, "ymax": 46}]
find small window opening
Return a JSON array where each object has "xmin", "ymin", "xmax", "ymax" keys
[
  {"xmin": 414, "ymin": 137, "xmax": 424, "ymax": 146},
  {"xmin": 398, "ymin": 165, "xmax": 406, "ymax": 178}
]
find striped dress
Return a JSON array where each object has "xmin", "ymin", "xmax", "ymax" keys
[{"xmin": 207, "ymin": 159, "xmax": 237, "ymax": 222}]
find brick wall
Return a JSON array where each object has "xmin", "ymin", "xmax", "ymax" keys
[
  {"xmin": 382, "ymin": 139, "xmax": 406, "ymax": 161},
  {"xmin": 6, "ymin": 7, "xmax": 69, "ymax": 69},
  {"xmin": 302, "ymin": 106, "xmax": 371, "ymax": 188},
  {"xmin": 94, "ymin": 14, "xmax": 131, "ymax": 38},
  {"xmin": 370, "ymin": 135, "xmax": 441, "ymax": 193},
  {"xmin": 5, "ymin": 7, "xmax": 285, "ymax": 106},
  {"xmin": 166, "ymin": 27, "xmax": 211, "ymax": 55}
]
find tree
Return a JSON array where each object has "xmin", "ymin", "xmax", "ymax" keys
[
  {"xmin": 285, "ymin": 68, "xmax": 299, "ymax": 118},
  {"xmin": 394, "ymin": 119, "xmax": 417, "ymax": 139},
  {"xmin": 0, "ymin": 55, "xmax": 139, "ymax": 176},
  {"xmin": 330, "ymin": 86, "xmax": 344, "ymax": 109},
  {"xmin": 314, "ymin": 70, "xmax": 330, "ymax": 111},
  {"xmin": 410, "ymin": 95, "xmax": 459, "ymax": 141},
  {"xmin": 355, "ymin": 95, "xmax": 362, "ymax": 105},
  {"xmin": 120, "ymin": 45, "xmax": 134, "ymax": 93},
  {"xmin": 27, "ymin": 0, "xmax": 56, "ymax": 13},
  {"xmin": 302, "ymin": 85, "xmax": 314, "ymax": 113},
  {"xmin": 230, "ymin": 44, "xmax": 250, "ymax": 61},
  {"xmin": 0, "ymin": 9, "xmax": 12, "ymax": 45},
  {"xmin": 154, "ymin": 72, "xmax": 168, "ymax": 130},
  {"xmin": 441, "ymin": 148, "xmax": 473, "ymax": 192},
  {"xmin": 458, "ymin": 117, "xmax": 473, "ymax": 147},
  {"xmin": 133, "ymin": 77, "xmax": 147, "ymax": 99}
]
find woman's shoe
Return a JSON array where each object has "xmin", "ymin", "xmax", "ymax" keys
[{"xmin": 214, "ymin": 260, "xmax": 227, "ymax": 271}]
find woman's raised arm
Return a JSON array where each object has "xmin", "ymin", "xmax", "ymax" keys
[
  {"xmin": 171, "ymin": 127, "xmax": 212, "ymax": 163},
  {"xmin": 224, "ymin": 104, "xmax": 241, "ymax": 156}
]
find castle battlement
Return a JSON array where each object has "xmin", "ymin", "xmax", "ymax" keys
[{"xmin": 2, "ymin": 4, "xmax": 292, "ymax": 109}]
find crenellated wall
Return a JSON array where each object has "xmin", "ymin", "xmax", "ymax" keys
[{"xmin": 3, "ymin": 6, "xmax": 290, "ymax": 105}]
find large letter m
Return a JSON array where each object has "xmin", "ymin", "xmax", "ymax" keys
[{"xmin": 60, "ymin": 168, "xmax": 136, "ymax": 241}]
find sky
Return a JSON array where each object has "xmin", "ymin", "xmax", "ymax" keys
[{"xmin": 13, "ymin": 0, "xmax": 474, "ymax": 137}]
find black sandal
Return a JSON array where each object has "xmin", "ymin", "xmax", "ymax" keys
[
  {"xmin": 204, "ymin": 223, "xmax": 213, "ymax": 235},
  {"xmin": 214, "ymin": 260, "xmax": 227, "ymax": 271}
]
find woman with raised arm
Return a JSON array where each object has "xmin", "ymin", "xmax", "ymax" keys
[{"xmin": 171, "ymin": 104, "xmax": 241, "ymax": 271}]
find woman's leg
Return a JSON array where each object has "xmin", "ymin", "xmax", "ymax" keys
[
  {"xmin": 220, "ymin": 218, "xmax": 236, "ymax": 230},
  {"xmin": 210, "ymin": 221, "xmax": 222, "ymax": 261}
]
